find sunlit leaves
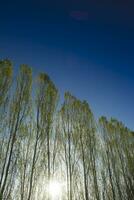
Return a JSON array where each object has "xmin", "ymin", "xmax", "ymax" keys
[
  {"xmin": 0, "ymin": 59, "xmax": 133, "ymax": 200},
  {"xmin": 0, "ymin": 59, "xmax": 12, "ymax": 107}
]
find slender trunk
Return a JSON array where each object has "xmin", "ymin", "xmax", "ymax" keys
[
  {"xmin": 21, "ymin": 139, "xmax": 30, "ymax": 200},
  {"xmin": 80, "ymin": 135, "xmax": 89, "ymax": 200},
  {"xmin": 47, "ymin": 125, "xmax": 50, "ymax": 200},
  {"xmin": 68, "ymin": 129, "xmax": 72, "ymax": 200},
  {"xmin": 0, "ymin": 110, "xmax": 20, "ymax": 197},
  {"xmin": 0, "ymin": 130, "xmax": 12, "ymax": 187},
  {"xmin": 27, "ymin": 108, "xmax": 39, "ymax": 200},
  {"xmin": 106, "ymin": 149, "xmax": 116, "ymax": 200},
  {"xmin": 47, "ymin": 126, "xmax": 50, "ymax": 180}
]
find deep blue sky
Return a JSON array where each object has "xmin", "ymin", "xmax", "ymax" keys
[{"xmin": 0, "ymin": 0, "xmax": 134, "ymax": 130}]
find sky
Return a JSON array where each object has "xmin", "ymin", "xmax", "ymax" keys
[{"xmin": 0, "ymin": 0, "xmax": 134, "ymax": 130}]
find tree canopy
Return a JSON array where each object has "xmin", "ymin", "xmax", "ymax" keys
[{"xmin": 0, "ymin": 59, "xmax": 133, "ymax": 200}]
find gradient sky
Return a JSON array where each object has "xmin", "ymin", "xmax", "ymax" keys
[{"xmin": 0, "ymin": 0, "xmax": 134, "ymax": 130}]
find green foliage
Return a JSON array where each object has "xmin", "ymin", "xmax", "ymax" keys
[{"xmin": 0, "ymin": 59, "xmax": 133, "ymax": 200}]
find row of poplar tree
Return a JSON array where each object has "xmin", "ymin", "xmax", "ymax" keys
[{"xmin": 0, "ymin": 59, "xmax": 134, "ymax": 200}]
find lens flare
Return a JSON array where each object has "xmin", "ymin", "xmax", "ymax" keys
[{"xmin": 48, "ymin": 180, "xmax": 62, "ymax": 199}]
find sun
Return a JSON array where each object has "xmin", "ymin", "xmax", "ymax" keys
[{"xmin": 48, "ymin": 180, "xmax": 62, "ymax": 199}]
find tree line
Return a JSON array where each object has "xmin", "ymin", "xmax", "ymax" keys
[{"xmin": 0, "ymin": 59, "xmax": 134, "ymax": 200}]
